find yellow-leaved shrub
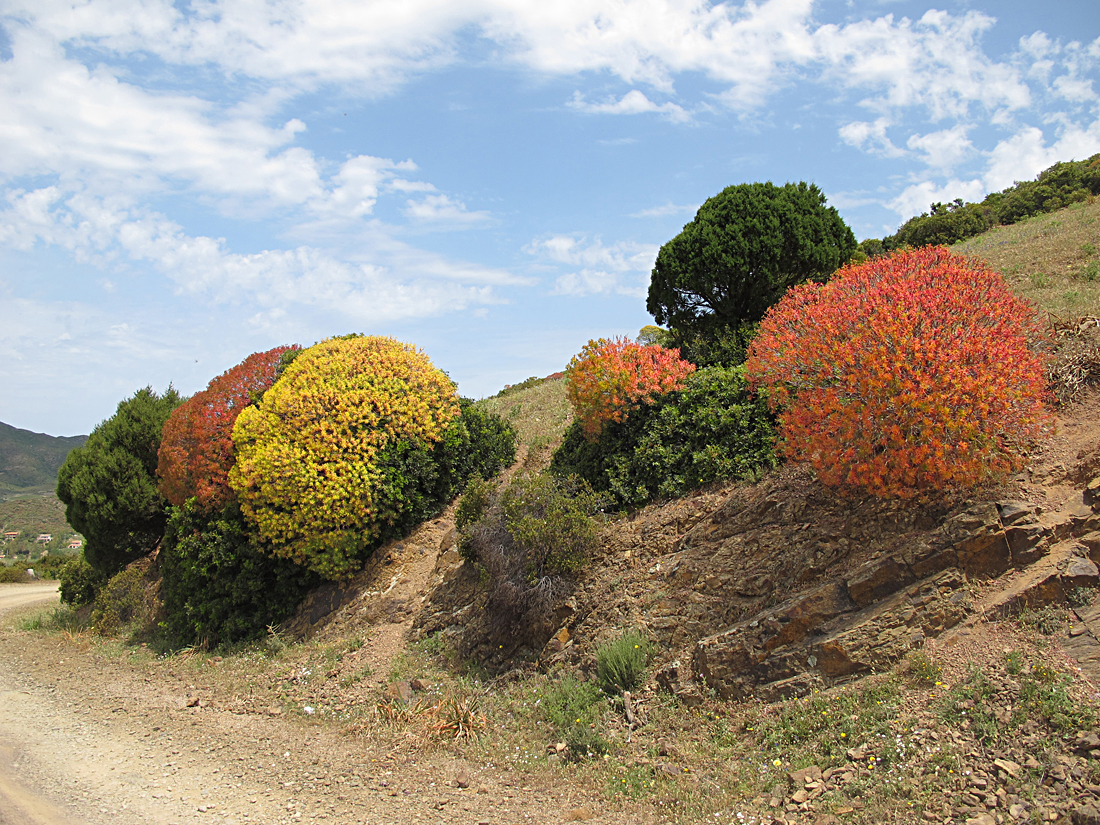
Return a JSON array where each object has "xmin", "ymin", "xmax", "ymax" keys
[{"xmin": 229, "ymin": 335, "xmax": 460, "ymax": 578}]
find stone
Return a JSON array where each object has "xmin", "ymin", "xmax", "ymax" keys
[
  {"xmin": 1073, "ymin": 802, "xmax": 1100, "ymax": 825},
  {"xmin": 1007, "ymin": 524, "xmax": 1050, "ymax": 566},
  {"xmin": 1073, "ymin": 731, "xmax": 1100, "ymax": 755},
  {"xmin": 846, "ymin": 556, "xmax": 915, "ymax": 608},
  {"xmin": 788, "ymin": 765, "xmax": 822, "ymax": 786},
  {"xmin": 1078, "ymin": 531, "xmax": 1100, "ymax": 563},
  {"xmin": 545, "ymin": 626, "xmax": 571, "ymax": 653},
  {"xmin": 965, "ymin": 814, "xmax": 996, "ymax": 825},
  {"xmin": 790, "ymin": 789, "xmax": 809, "ymax": 804},
  {"xmin": 1062, "ymin": 556, "xmax": 1100, "ymax": 588},
  {"xmin": 994, "ymin": 758, "xmax": 1022, "ymax": 778},
  {"xmin": 439, "ymin": 527, "xmax": 457, "ymax": 552},
  {"xmin": 455, "ymin": 770, "xmax": 470, "ymax": 789},
  {"xmin": 998, "ymin": 501, "xmax": 1039, "ymax": 526},
  {"xmin": 383, "ymin": 680, "xmax": 414, "ymax": 704},
  {"xmin": 409, "ymin": 678, "xmax": 430, "ymax": 692}
]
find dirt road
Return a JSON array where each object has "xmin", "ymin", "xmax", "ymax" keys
[{"xmin": 0, "ymin": 586, "xmax": 635, "ymax": 825}]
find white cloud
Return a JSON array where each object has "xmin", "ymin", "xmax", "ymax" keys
[
  {"xmin": 983, "ymin": 121, "xmax": 1100, "ymax": 192},
  {"xmin": 630, "ymin": 202, "xmax": 698, "ymax": 218},
  {"xmin": 886, "ymin": 177, "xmax": 987, "ymax": 220},
  {"xmin": 526, "ymin": 235, "xmax": 658, "ymax": 297},
  {"xmin": 906, "ymin": 125, "xmax": 974, "ymax": 170},
  {"xmin": 815, "ymin": 10, "xmax": 1031, "ymax": 120},
  {"xmin": 402, "ymin": 194, "xmax": 492, "ymax": 225},
  {"xmin": 838, "ymin": 118, "xmax": 905, "ymax": 157},
  {"xmin": 569, "ymin": 90, "xmax": 690, "ymax": 122},
  {"xmin": 0, "ymin": 188, "xmax": 522, "ymax": 320}
]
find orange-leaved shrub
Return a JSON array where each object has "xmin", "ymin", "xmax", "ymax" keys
[
  {"xmin": 745, "ymin": 247, "xmax": 1050, "ymax": 498},
  {"xmin": 157, "ymin": 345, "xmax": 298, "ymax": 511},
  {"xmin": 566, "ymin": 337, "xmax": 695, "ymax": 440}
]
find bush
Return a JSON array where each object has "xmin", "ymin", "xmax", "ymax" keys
[
  {"xmin": 551, "ymin": 365, "xmax": 776, "ymax": 506},
  {"xmin": 595, "ymin": 629, "xmax": 651, "ymax": 695},
  {"xmin": 57, "ymin": 386, "xmax": 183, "ymax": 576},
  {"xmin": 540, "ymin": 675, "xmax": 608, "ymax": 759},
  {"xmin": 229, "ymin": 335, "xmax": 461, "ymax": 579},
  {"xmin": 460, "ymin": 473, "xmax": 602, "ymax": 642},
  {"xmin": 746, "ymin": 247, "xmax": 1050, "ymax": 498},
  {"xmin": 566, "ymin": 337, "xmax": 695, "ymax": 440},
  {"xmin": 90, "ymin": 565, "xmax": 152, "ymax": 636},
  {"xmin": 647, "ymin": 181, "xmax": 856, "ymax": 335},
  {"xmin": 159, "ymin": 501, "xmax": 321, "ymax": 648},
  {"xmin": 57, "ymin": 556, "xmax": 107, "ymax": 607},
  {"xmin": 158, "ymin": 345, "xmax": 297, "ymax": 511}
]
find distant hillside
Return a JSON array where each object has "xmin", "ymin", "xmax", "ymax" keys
[{"xmin": 0, "ymin": 421, "xmax": 87, "ymax": 493}]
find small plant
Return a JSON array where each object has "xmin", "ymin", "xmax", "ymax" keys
[
  {"xmin": 1004, "ymin": 649, "xmax": 1024, "ymax": 676},
  {"xmin": 906, "ymin": 649, "xmax": 942, "ymax": 685},
  {"xmin": 540, "ymin": 674, "xmax": 608, "ymax": 759},
  {"xmin": 1067, "ymin": 586, "xmax": 1096, "ymax": 608},
  {"xmin": 1018, "ymin": 605, "xmax": 1067, "ymax": 636},
  {"xmin": 595, "ymin": 629, "xmax": 651, "ymax": 695},
  {"xmin": 1081, "ymin": 242, "xmax": 1097, "ymax": 256},
  {"xmin": 1030, "ymin": 272, "xmax": 1051, "ymax": 288},
  {"xmin": 1083, "ymin": 260, "xmax": 1100, "ymax": 282},
  {"xmin": 938, "ymin": 669, "xmax": 1003, "ymax": 745},
  {"xmin": 431, "ymin": 694, "xmax": 488, "ymax": 740}
]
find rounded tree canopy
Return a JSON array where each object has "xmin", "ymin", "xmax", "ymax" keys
[
  {"xmin": 646, "ymin": 181, "xmax": 856, "ymax": 334},
  {"xmin": 56, "ymin": 386, "xmax": 182, "ymax": 576}
]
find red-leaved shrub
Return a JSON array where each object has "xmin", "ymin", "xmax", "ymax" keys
[
  {"xmin": 566, "ymin": 337, "xmax": 696, "ymax": 440},
  {"xmin": 745, "ymin": 247, "xmax": 1050, "ymax": 498},
  {"xmin": 157, "ymin": 345, "xmax": 298, "ymax": 510}
]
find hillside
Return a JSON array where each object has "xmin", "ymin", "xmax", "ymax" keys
[
  {"xmin": 0, "ymin": 421, "xmax": 86, "ymax": 494},
  {"xmin": 952, "ymin": 197, "xmax": 1100, "ymax": 321},
  {"xmin": 11, "ymin": 201, "xmax": 1100, "ymax": 825}
]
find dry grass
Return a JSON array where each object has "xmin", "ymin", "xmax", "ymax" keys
[
  {"xmin": 476, "ymin": 377, "xmax": 572, "ymax": 453},
  {"xmin": 952, "ymin": 198, "xmax": 1100, "ymax": 319}
]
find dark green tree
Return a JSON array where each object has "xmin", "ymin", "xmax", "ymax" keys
[
  {"xmin": 647, "ymin": 181, "xmax": 856, "ymax": 337},
  {"xmin": 56, "ymin": 386, "xmax": 182, "ymax": 576}
]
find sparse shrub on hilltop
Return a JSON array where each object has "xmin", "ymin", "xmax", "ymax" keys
[
  {"xmin": 746, "ymin": 247, "xmax": 1050, "ymax": 499},
  {"xmin": 157, "ymin": 345, "xmax": 299, "ymax": 512},
  {"xmin": 869, "ymin": 154, "xmax": 1100, "ymax": 253},
  {"xmin": 552, "ymin": 364, "xmax": 776, "ymax": 506},
  {"xmin": 159, "ymin": 500, "xmax": 321, "ymax": 647},
  {"xmin": 57, "ymin": 387, "xmax": 183, "ymax": 577},
  {"xmin": 566, "ymin": 337, "xmax": 696, "ymax": 440}
]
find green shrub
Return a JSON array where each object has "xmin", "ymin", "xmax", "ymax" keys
[
  {"xmin": 0, "ymin": 566, "xmax": 31, "ymax": 583},
  {"xmin": 58, "ymin": 556, "xmax": 107, "ymax": 607},
  {"xmin": 159, "ymin": 501, "xmax": 321, "ymax": 648},
  {"xmin": 90, "ymin": 565, "xmax": 151, "ymax": 636},
  {"xmin": 56, "ymin": 386, "xmax": 183, "ymax": 576},
  {"xmin": 460, "ymin": 473, "xmax": 602, "ymax": 641},
  {"xmin": 595, "ymin": 630, "xmax": 651, "ymax": 695},
  {"xmin": 551, "ymin": 365, "xmax": 776, "ymax": 506},
  {"xmin": 540, "ymin": 674, "xmax": 608, "ymax": 759},
  {"xmin": 455, "ymin": 477, "xmax": 494, "ymax": 563}
]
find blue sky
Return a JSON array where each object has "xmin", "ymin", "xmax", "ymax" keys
[{"xmin": 1, "ymin": 0, "xmax": 1098, "ymax": 436}]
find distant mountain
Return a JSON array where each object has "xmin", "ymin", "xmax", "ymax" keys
[{"xmin": 0, "ymin": 421, "xmax": 87, "ymax": 492}]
